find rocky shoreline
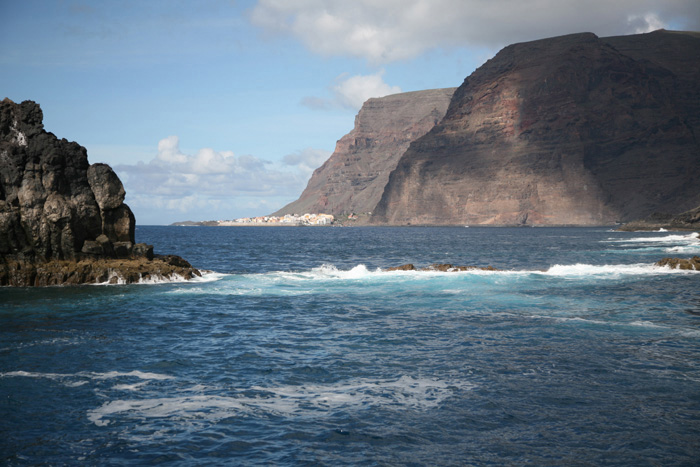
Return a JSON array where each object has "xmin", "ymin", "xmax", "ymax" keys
[{"xmin": 0, "ymin": 253, "xmax": 201, "ymax": 287}]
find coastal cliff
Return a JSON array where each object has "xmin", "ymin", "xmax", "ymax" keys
[
  {"xmin": 273, "ymin": 88, "xmax": 455, "ymax": 220},
  {"xmin": 0, "ymin": 98, "xmax": 199, "ymax": 286},
  {"xmin": 370, "ymin": 30, "xmax": 700, "ymax": 225}
]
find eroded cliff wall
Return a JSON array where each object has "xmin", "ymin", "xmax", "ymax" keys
[
  {"xmin": 273, "ymin": 88, "xmax": 455, "ymax": 218},
  {"xmin": 372, "ymin": 30, "xmax": 700, "ymax": 225}
]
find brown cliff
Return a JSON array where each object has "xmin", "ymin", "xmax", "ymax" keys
[
  {"xmin": 371, "ymin": 30, "xmax": 700, "ymax": 225},
  {"xmin": 273, "ymin": 88, "xmax": 455, "ymax": 220},
  {"xmin": 0, "ymin": 99, "xmax": 199, "ymax": 286}
]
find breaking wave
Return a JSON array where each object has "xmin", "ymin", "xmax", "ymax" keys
[{"xmin": 93, "ymin": 270, "xmax": 226, "ymax": 286}]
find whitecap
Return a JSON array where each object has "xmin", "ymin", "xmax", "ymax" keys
[
  {"xmin": 543, "ymin": 263, "xmax": 695, "ymax": 277},
  {"xmin": 91, "ymin": 269, "xmax": 226, "ymax": 286}
]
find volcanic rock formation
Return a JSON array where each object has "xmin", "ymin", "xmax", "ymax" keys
[
  {"xmin": 273, "ymin": 88, "xmax": 455, "ymax": 220},
  {"xmin": 370, "ymin": 30, "xmax": 700, "ymax": 225},
  {"xmin": 0, "ymin": 98, "xmax": 199, "ymax": 286}
]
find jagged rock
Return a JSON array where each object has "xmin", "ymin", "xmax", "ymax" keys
[
  {"xmin": 273, "ymin": 88, "xmax": 455, "ymax": 220},
  {"xmin": 0, "ymin": 98, "xmax": 199, "ymax": 286},
  {"xmin": 371, "ymin": 30, "xmax": 700, "ymax": 225},
  {"xmin": 0, "ymin": 98, "xmax": 134, "ymax": 259},
  {"xmin": 655, "ymin": 256, "xmax": 700, "ymax": 270},
  {"xmin": 157, "ymin": 254, "xmax": 194, "ymax": 269}
]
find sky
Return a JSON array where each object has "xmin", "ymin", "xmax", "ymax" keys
[{"xmin": 2, "ymin": 0, "xmax": 699, "ymax": 225}]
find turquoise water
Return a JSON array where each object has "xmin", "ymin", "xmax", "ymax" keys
[{"xmin": 2, "ymin": 226, "xmax": 700, "ymax": 465}]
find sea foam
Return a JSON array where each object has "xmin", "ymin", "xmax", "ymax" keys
[
  {"xmin": 86, "ymin": 375, "xmax": 473, "ymax": 427},
  {"xmin": 608, "ymin": 232, "xmax": 699, "ymax": 244}
]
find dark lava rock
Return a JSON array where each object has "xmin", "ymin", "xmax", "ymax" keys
[
  {"xmin": 0, "ymin": 256, "xmax": 202, "ymax": 287},
  {"xmin": 0, "ymin": 98, "xmax": 199, "ymax": 286},
  {"xmin": 0, "ymin": 98, "xmax": 134, "ymax": 261},
  {"xmin": 132, "ymin": 243, "xmax": 154, "ymax": 260}
]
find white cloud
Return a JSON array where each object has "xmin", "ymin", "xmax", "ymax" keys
[
  {"xmin": 627, "ymin": 13, "xmax": 667, "ymax": 33},
  {"xmin": 302, "ymin": 70, "xmax": 401, "ymax": 110},
  {"xmin": 283, "ymin": 147, "xmax": 331, "ymax": 175},
  {"xmin": 251, "ymin": 0, "xmax": 700, "ymax": 63},
  {"xmin": 114, "ymin": 136, "xmax": 327, "ymax": 221}
]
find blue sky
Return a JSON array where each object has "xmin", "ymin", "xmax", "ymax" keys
[{"xmin": 2, "ymin": 0, "xmax": 699, "ymax": 224}]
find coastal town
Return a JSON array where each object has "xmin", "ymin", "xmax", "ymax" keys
[
  {"xmin": 219, "ymin": 213, "xmax": 335, "ymax": 226},
  {"xmin": 172, "ymin": 212, "xmax": 371, "ymax": 227}
]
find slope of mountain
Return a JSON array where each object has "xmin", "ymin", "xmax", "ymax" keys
[{"xmin": 273, "ymin": 88, "xmax": 455, "ymax": 219}]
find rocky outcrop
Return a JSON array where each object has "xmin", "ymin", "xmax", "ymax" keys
[
  {"xmin": 618, "ymin": 204, "xmax": 700, "ymax": 231},
  {"xmin": 0, "ymin": 98, "xmax": 199, "ymax": 286},
  {"xmin": 273, "ymin": 88, "xmax": 455, "ymax": 220},
  {"xmin": 656, "ymin": 256, "xmax": 700, "ymax": 270},
  {"xmin": 371, "ymin": 30, "xmax": 700, "ymax": 225}
]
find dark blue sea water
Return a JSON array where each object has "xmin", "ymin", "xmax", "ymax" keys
[{"xmin": 2, "ymin": 226, "xmax": 700, "ymax": 465}]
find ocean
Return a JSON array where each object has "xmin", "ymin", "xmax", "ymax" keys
[{"xmin": 1, "ymin": 226, "xmax": 699, "ymax": 465}]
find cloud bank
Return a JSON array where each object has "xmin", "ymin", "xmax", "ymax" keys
[
  {"xmin": 251, "ymin": 0, "xmax": 700, "ymax": 63},
  {"xmin": 302, "ymin": 70, "xmax": 402, "ymax": 110},
  {"xmin": 114, "ymin": 136, "xmax": 330, "ymax": 222}
]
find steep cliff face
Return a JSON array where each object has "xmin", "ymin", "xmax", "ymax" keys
[
  {"xmin": 0, "ymin": 99, "xmax": 198, "ymax": 286},
  {"xmin": 372, "ymin": 30, "xmax": 700, "ymax": 225},
  {"xmin": 273, "ymin": 88, "xmax": 455, "ymax": 218}
]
